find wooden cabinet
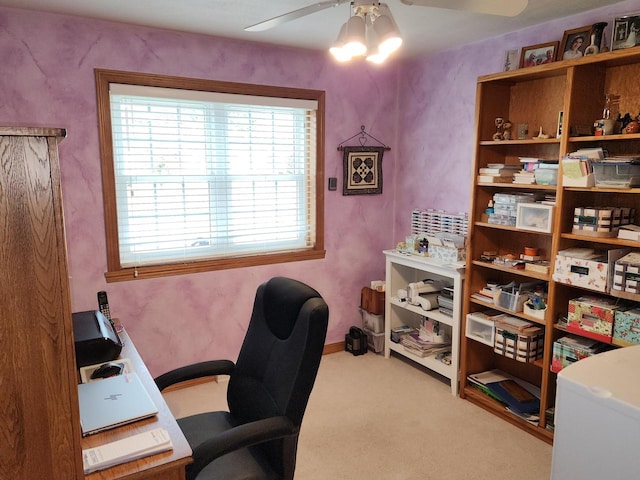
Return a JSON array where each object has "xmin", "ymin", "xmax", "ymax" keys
[
  {"xmin": 383, "ymin": 250, "xmax": 464, "ymax": 395},
  {"xmin": 460, "ymin": 49, "xmax": 640, "ymax": 443},
  {"xmin": 0, "ymin": 127, "xmax": 83, "ymax": 478}
]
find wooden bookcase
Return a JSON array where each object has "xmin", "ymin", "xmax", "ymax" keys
[{"xmin": 460, "ymin": 48, "xmax": 640, "ymax": 444}]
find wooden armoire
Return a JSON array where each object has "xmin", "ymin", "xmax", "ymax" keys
[{"xmin": 0, "ymin": 127, "xmax": 83, "ymax": 478}]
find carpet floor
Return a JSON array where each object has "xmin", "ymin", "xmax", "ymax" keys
[{"xmin": 163, "ymin": 350, "xmax": 552, "ymax": 479}]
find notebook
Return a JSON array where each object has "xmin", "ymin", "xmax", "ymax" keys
[{"xmin": 78, "ymin": 372, "xmax": 158, "ymax": 436}]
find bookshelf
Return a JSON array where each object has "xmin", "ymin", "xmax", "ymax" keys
[{"xmin": 460, "ymin": 48, "xmax": 640, "ymax": 443}]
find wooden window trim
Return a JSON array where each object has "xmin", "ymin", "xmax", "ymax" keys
[{"xmin": 95, "ymin": 68, "xmax": 325, "ymax": 282}]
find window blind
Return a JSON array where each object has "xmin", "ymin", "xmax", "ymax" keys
[{"xmin": 109, "ymin": 84, "xmax": 318, "ymax": 267}]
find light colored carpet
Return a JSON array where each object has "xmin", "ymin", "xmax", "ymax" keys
[{"xmin": 163, "ymin": 351, "xmax": 552, "ymax": 479}]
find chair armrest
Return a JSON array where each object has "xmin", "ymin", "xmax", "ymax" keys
[
  {"xmin": 154, "ymin": 360, "xmax": 235, "ymax": 391},
  {"xmin": 187, "ymin": 416, "xmax": 298, "ymax": 479}
]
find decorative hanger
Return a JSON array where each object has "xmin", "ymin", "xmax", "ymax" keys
[{"xmin": 337, "ymin": 125, "xmax": 391, "ymax": 151}]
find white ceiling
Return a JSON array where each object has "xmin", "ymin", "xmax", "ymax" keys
[{"xmin": 0, "ymin": 0, "xmax": 628, "ymax": 58}]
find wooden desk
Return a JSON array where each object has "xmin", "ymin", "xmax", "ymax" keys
[{"xmin": 81, "ymin": 328, "xmax": 192, "ymax": 479}]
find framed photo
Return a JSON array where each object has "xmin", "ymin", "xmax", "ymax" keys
[
  {"xmin": 559, "ymin": 26, "xmax": 592, "ymax": 60},
  {"xmin": 612, "ymin": 13, "xmax": 640, "ymax": 50},
  {"xmin": 342, "ymin": 146, "xmax": 384, "ymax": 195},
  {"xmin": 519, "ymin": 42, "xmax": 559, "ymax": 68},
  {"xmin": 516, "ymin": 203, "xmax": 554, "ymax": 233}
]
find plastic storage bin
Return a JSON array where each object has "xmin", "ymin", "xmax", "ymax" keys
[
  {"xmin": 534, "ymin": 168, "xmax": 558, "ymax": 185},
  {"xmin": 592, "ymin": 161, "xmax": 640, "ymax": 188},
  {"xmin": 465, "ymin": 312, "xmax": 497, "ymax": 346},
  {"xmin": 363, "ymin": 327, "xmax": 384, "ymax": 353},
  {"xmin": 360, "ymin": 309, "xmax": 384, "ymax": 333}
]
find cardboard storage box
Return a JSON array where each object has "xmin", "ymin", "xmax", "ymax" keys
[
  {"xmin": 428, "ymin": 244, "xmax": 465, "ymax": 263},
  {"xmin": 551, "ymin": 335, "xmax": 608, "ymax": 373},
  {"xmin": 572, "ymin": 206, "xmax": 634, "ymax": 237},
  {"xmin": 360, "ymin": 287, "xmax": 385, "ymax": 315},
  {"xmin": 494, "ymin": 317, "xmax": 543, "ymax": 363},
  {"xmin": 552, "ymin": 248, "xmax": 630, "ymax": 293},
  {"xmin": 613, "ymin": 308, "xmax": 640, "ymax": 347},
  {"xmin": 613, "ymin": 252, "xmax": 640, "ymax": 294},
  {"xmin": 567, "ymin": 296, "xmax": 630, "ymax": 343}
]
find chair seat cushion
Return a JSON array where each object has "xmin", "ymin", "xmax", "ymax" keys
[{"xmin": 179, "ymin": 412, "xmax": 281, "ymax": 480}]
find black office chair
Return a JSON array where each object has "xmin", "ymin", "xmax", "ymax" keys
[{"xmin": 155, "ymin": 277, "xmax": 329, "ymax": 480}]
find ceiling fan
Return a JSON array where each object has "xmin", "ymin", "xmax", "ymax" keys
[{"xmin": 245, "ymin": 0, "xmax": 529, "ymax": 32}]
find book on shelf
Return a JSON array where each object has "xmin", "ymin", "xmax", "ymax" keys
[
  {"xmin": 618, "ymin": 224, "xmax": 640, "ymax": 241},
  {"xmin": 467, "ymin": 369, "xmax": 541, "ymax": 415},
  {"xmin": 561, "ymin": 157, "xmax": 591, "ymax": 179},
  {"xmin": 513, "ymin": 172, "xmax": 536, "ymax": 184},
  {"xmin": 477, "ymin": 174, "xmax": 513, "ymax": 183},
  {"xmin": 479, "ymin": 165, "xmax": 520, "ymax": 175},
  {"xmin": 401, "ymin": 332, "xmax": 450, "ymax": 357},
  {"xmin": 471, "ymin": 292, "xmax": 494, "ymax": 303}
]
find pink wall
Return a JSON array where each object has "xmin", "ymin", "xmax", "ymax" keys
[
  {"xmin": 0, "ymin": 7, "xmax": 398, "ymax": 375},
  {"xmin": 2, "ymin": 0, "xmax": 639, "ymax": 375}
]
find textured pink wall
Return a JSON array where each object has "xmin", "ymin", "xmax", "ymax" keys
[
  {"xmin": 2, "ymin": 0, "xmax": 639, "ymax": 375},
  {"xmin": 0, "ymin": 7, "xmax": 398, "ymax": 375}
]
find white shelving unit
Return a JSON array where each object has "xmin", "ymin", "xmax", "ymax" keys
[{"xmin": 383, "ymin": 250, "xmax": 465, "ymax": 395}]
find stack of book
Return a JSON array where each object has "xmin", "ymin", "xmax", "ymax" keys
[
  {"xmin": 470, "ymin": 284, "xmax": 496, "ymax": 304},
  {"xmin": 401, "ymin": 332, "xmax": 451, "ymax": 357},
  {"xmin": 467, "ymin": 369, "xmax": 541, "ymax": 422},
  {"xmin": 477, "ymin": 163, "xmax": 520, "ymax": 183}
]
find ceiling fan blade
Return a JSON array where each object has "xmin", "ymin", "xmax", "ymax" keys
[
  {"xmin": 245, "ymin": 1, "xmax": 350, "ymax": 32},
  {"xmin": 400, "ymin": 0, "xmax": 527, "ymax": 17}
]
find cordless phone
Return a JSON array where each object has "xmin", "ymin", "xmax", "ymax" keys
[{"xmin": 97, "ymin": 290, "xmax": 112, "ymax": 322}]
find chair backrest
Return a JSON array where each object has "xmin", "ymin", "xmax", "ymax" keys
[{"xmin": 227, "ymin": 276, "xmax": 329, "ymax": 477}]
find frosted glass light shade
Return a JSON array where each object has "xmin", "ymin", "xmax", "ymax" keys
[
  {"xmin": 330, "ymin": 23, "xmax": 352, "ymax": 61},
  {"xmin": 373, "ymin": 14, "xmax": 402, "ymax": 55},
  {"xmin": 344, "ymin": 15, "xmax": 367, "ymax": 57}
]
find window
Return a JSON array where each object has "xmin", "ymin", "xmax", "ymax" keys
[{"xmin": 95, "ymin": 70, "xmax": 325, "ymax": 282}]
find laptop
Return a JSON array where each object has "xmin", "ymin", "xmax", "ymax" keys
[{"xmin": 78, "ymin": 372, "xmax": 158, "ymax": 436}]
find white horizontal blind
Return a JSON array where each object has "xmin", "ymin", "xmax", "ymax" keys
[{"xmin": 109, "ymin": 85, "xmax": 317, "ymax": 267}]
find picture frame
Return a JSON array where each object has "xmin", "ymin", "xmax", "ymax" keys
[
  {"xmin": 559, "ymin": 26, "xmax": 592, "ymax": 60},
  {"xmin": 516, "ymin": 203, "xmax": 554, "ymax": 233},
  {"xmin": 611, "ymin": 13, "xmax": 640, "ymax": 50},
  {"xmin": 342, "ymin": 146, "xmax": 384, "ymax": 195},
  {"xmin": 519, "ymin": 41, "xmax": 559, "ymax": 68}
]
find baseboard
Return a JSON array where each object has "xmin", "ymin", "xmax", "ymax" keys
[
  {"xmin": 163, "ymin": 341, "xmax": 345, "ymax": 392},
  {"xmin": 323, "ymin": 341, "xmax": 345, "ymax": 355}
]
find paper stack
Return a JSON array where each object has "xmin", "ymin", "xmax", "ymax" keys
[{"xmin": 82, "ymin": 427, "xmax": 173, "ymax": 474}]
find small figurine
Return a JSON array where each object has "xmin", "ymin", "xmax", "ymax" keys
[
  {"xmin": 534, "ymin": 126, "xmax": 549, "ymax": 139},
  {"xmin": 502, "ymin": 120, "xmax": 513, "ymax": 140},
  {"xmin": 493, "ymin": 117, "xmax": 505, "ymax": 141}
]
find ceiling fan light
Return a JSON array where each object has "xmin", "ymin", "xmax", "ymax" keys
[
  {"xmin": 374, "ymin": 14, "xmax": 402, "ymax": 55},
  {"xmin": 344, "ymin": 14, "xmax": 367, "ymax": 56},
  {"xmin": 366, "ymin": 50, "xmax": 388, "ymax": 64},
  {"xmin": 330, "ymin": 46, "xmax": 352, "ymax": 61}
]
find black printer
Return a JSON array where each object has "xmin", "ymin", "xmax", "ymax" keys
[{"xmin": 72, "ymin": 310, "xmax": 123, "ymax": 367}]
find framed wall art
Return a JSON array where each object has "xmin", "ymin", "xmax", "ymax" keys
[
  {"xmin": 342, "ymin": 146, "xmax": 384, "ymax": 195},
  {"xmin": 612, "ymin": 13, "xmax": 640, "ymax": 50},
  {"xmin": 519, "ymin": 42, "xmax": 558, "ymax": 68},
  {"xmin": 559, "ymin": 26, "xmax": 592, "ymax": 60}
]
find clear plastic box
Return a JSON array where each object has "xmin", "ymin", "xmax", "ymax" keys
[
  {"xmin": 363, "ymin": 327, "xmax": 385, "ymax": 353},
  {"xmin": 592, "ymin": 162, "xmax": 640, "ymax": 188},
  {"xmin": 534, "ymin": 168, "xmax": 558, "ymax": 185},
  {"xmin": 493, "ymin": 289, "xmax": 528, "ymax": 313}
]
